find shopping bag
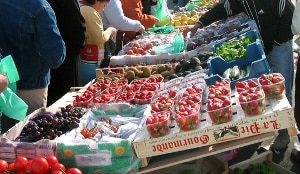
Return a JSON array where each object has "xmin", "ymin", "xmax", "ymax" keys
[
  {"xmin": 153, "ymin": 0, "xmax": 171, "ymax": 27},
  {"xmin": 0, "ymin": 88, "xmax": 28, "ymax": 121},
  {"xmin": 0, "ymin": 55, "xmax": 28, "ymax": 121},
  {"xmin": 0, "ymin": 55, "xmax": 20, "ymax": 93},
  {"xmin": 80, "ymin": 44, "xmax": 99, "ymax": 61}
]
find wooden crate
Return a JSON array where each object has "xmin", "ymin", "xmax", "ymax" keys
[
  {"xmin": 228, "ymin": 150, "xmax": 295, "ymax": 174},
  {"xmin": 133, "ymin": 94, "xmax": 296, "ymax": 159}
]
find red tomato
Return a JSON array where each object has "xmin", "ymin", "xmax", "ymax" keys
[
  {"xmin": 8, "ymin": 163, "xmax": 15, "ymax": 172},
  {"xmin": 0, "ymin": 159, "xmax": 8, "ymax": 173},
  {"xmin": 66, "ymin": 168, "xmax": 83, "ymax": 174},
  {"xmin": 46, "ymin": 155, "xmax": 59, "ymax": 168},
  {"xmin": 14, "ymin": 156, "xmax": 28, "ymax": 172},
  {"xmin": 31, "ymin": 157, "xmax": 49, "ymax": 174},
  {"xmin": 51, "ymin": 163, "xmax": 66, "ymax": 172}
]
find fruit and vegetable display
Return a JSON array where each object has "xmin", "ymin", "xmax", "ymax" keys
[
  {"xmin": 0, "ymin": 3, "xmax": 292, "ymax": 172},
  {"xmin": 186, "ymin": 13, "xmax": 253, "ymax": 48},
  {"xmin": 0, "ymin": 155, "xmax": 83, "ymax": 174}
]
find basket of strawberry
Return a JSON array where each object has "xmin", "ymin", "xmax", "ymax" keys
[
  {"xmin": 175, "ymin": 95, "xmax": 202, "ymax": 131},
  {"xmin": 146, "ymin": 110, "xmax": 171, "ymax": 138},
  {"xmin": 237, "ymin": 87, "xmax": 266, "ymax": 116},
  {"xmin": 207, "ymin": 95, "xmax": 232, "ymax": 124},
  {"xmin": 258, "ymin": 73, "xmax": 285, "ymax": 98}
]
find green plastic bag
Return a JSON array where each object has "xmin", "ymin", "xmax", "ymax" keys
[
  {"xmin": 0, "ymin": 55, "xmax": 28, "ymax": 121},
  {"xmin": 154, "ymin": 0, "xmax": 171, "ymax": 27},
  {"xmin": 0, "ymin": 88, "xmax": 28, "ymax": 121},
  {"xmin": 0, "ymin": 55, "xmax": 20, "ymax": 93}
]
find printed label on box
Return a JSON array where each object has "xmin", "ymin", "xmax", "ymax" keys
[{"xmin": 75, "ymin": 150, "xmax": 112, "ymax": 166}]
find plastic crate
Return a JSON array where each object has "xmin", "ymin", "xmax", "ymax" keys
[
  {"xmin": 211, "ymin": 29, "xmax": 262, "ymax": 54},
  {"xmin": 205, "ymin": 39, "xmax": 271, "ymax": 89}
]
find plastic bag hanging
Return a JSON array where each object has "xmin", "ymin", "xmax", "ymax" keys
[
  {"xmin": 0, "ymin": 55, "xmax": 20, "ymax": 93},
  {"xmin": 153, "ymin": 0, "xmax": 171, "ymax": 27},
  {"xmin": 0, "ymin": 88, "xmax": 28, "ymax": 121},
  {"xmin": 0, "ymin": 55, "xmax": 28, "ymax": 121}
]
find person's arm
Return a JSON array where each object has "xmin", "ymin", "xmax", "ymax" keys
[
  {"xmin": 272, "ymin": 0, "xmax": 294, "ymax": 45},
  {"xmin": 102, "ymin": 0, "xmax": 143, "ymax": 32},
  {"xmin": 35, "ymin": 3, "xmax": 66, "ymax": 69},
  {"xmin": 124, "ymin": 0, "xmax": 158, "ymax": 28},
  {"xmin": 0, "ymin": 73, "xmax": 8, "ymax": 93},
  {"xmin": 82, "ymin": 7, "xmax": 116, "ymax": 49},
  {"xmin": 292, "ymin": 1, "xmax": 300, "ymax": 35}
]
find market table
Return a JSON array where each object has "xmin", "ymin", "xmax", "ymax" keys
[{"xmin": 47, "ymin": 80, "xmax": 296, "ymax": 174}]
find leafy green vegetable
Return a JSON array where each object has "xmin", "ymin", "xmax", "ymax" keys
[{"xmin": 214, "ymin": 36, "xmax": 255, "ymax": 62}]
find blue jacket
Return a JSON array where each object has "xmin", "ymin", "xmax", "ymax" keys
[{"xmin": 0, "ymin": 0, "xmax": 66, "ymax": 90}]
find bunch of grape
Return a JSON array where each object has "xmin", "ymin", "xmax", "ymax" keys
[{"xmin": 15, "ymin": 105, "xmax": 85, "ymax": 142}]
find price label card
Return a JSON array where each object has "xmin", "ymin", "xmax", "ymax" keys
[{"xmin": 75, "ymin": 150, "xmax": 112, "ymax": 166}]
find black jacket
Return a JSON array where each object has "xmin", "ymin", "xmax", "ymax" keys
[
  {"xmin": 48, "ymin": 0, "xmax": 86, "ymax": 51},
  {"xmin": 198, "ymin": 0, "xmax": 294, "ymax": 54}
]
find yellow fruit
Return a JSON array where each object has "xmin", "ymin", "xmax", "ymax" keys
[
  {"xmin": 180, "ymin": 14, "xmax": 188, "ymax": 21},
  {"xmin": 169, "ymin": 20, "xmax": 175, "ymax": 26},
  {"xmin": 181, "ymin": 20, "xmax": 187, "ymax": 26},
  {"xmin": 173, "ymin": 16, "xmax": 181, "ymax": 21},
  {"xmin": 187, "ymin": 18, "xmax": 195, "ymax": 25},
  {"xmin": 174, "ymin": 21, "xmax": 182, "ymax": 27}
]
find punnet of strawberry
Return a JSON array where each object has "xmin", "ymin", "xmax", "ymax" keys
[
  {"xmin": 258, "ymin": 73, "xmax": 285, "ymax": 98},
  {"xmin": 175, "ymin": 95, "xmax": 202, "ymax": 131},
  {"xmin": 238, "ymin": 87, "xmax": 266, "ymax": 116},
  {"xmin": 146, "ymin": 110, "xmax": 171, "ymax": 138},
  {"xmin": 207, "ymin": 95, "xmax": 232, "ymax": 124}
]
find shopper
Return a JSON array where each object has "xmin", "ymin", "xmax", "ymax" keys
[
  {"xmin": 115, "ymin": 0, "xmax": 159, "ymax": 54},
  {"xmin": 47, "ymin": 0, "xmax": 86, "ymax": 106},
  {"xmin": 80, "ymin": 0, "xmax": 117, "ymax": 67},
  {"xmin": 0, "ymin": 0, "xmax": 66, "ymax": 131},
  {"xmin": 100, "ymin": 0, "xmax": 145, "ymax": 39},
  {"xmin": 291, "ymin": 0, "xmax": 300, "ymax": 162},
  {"xmin": 183, "ymin": 0, "xmax": 295, "ymax": 151}
]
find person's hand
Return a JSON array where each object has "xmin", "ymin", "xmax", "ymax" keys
[
  {"xmin": 139, "ymin": 25, "xmax": 145, "ymax": 34},
  {"xmin": 106, "ymin": 27, "xmax": 117, "ymax": 39},
  {"xmin": 183, "ymin": 22, "xmax": 202, "ymax": 38}
]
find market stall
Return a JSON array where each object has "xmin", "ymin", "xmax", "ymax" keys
[{"xmin": 0, "ymin": 3, "xmax": 297, "ymax": 174}]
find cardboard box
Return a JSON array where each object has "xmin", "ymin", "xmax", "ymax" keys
[
  {"xmin": 56, "ymin": 104, "xmax": 152, "ymax": 174},
  {"xmin": 228, "ymin": 150, "xmax": 295, "ymax": 174},
  {"xmin": 0, "ymin": 108, "xmax": 58, "ymax": 160}
]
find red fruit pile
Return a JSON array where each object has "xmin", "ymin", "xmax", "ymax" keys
[
  {"xmin": 175, "ymin": 95, "xmax": 201, "ymax": 131},
  {"xmin": 0, "ymin": 156, "xmax": 82, "ymax": 174},
  {"xmin": 151, "ymin": 89, "xmax": 177, "ymax": 113},
  {"xmin": 73, "ymin": 91, "xmax": 93, "ymax": 108},
  {"xmin": 235, "ymin": 78, "xmax": 259, "ymax": 94},
  {"xmin": 146, "ymin": 111, "xmax": 170, "ymax": 138},
  {"xmin": 207, "ymin": 95, "xmax": 232, "ymax": 124},
  {"xmin": 238, "ymin": 88, "xmax": 266, "ymax": 116},
  {"xmin": 258, "ymin": 73, "xmax": 285, "ymax": 98}
]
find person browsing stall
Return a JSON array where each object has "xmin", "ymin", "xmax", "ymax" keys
[
  {"xmin": 79, "ymin": 0, "xmax": 117, "ymax": 67},
  {"xmin": 0, "ymin": 0, "xmax": 66, "ymax": 132}
]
